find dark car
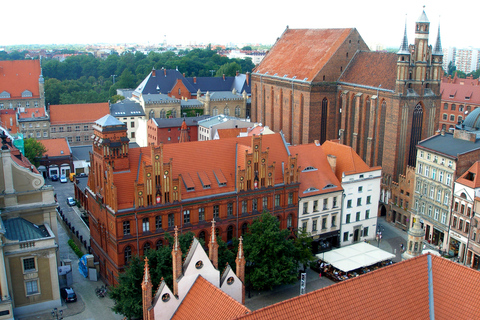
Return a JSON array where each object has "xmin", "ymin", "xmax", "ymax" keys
[
  {"xmin": 51, "ymin": 175, "xmax": 58, "ymax": 181},
  {"xmin": 60, "ymin": 287, "xmax": 77, "ymax": 302}
]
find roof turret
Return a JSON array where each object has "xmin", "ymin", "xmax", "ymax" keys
[{"xmin": 433, "ymin": 24, "xmax": 443, "ymax": 55}]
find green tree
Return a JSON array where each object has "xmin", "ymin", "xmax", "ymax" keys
[
  {"xmin": 293, "ymin": 230, "xmax": 315, "ymax": 271},
  {"xmin": 24, "ymin": 138, "xmax": 46, "ymax": 167},
  {"xmin": 241, "ymin": 46, "xmax": 252, "ymax": 51},
  {"xmin": 243, "ymin": 211, "xmax": 298, "ymax": 291},
  {"xmin": 215, "ymin": 62, "xmax": 242, "ymax": 77}
]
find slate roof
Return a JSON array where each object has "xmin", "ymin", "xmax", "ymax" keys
[
  {"xmin": 338, "ymin": 51, "xmax": 397, "ymax": 91},
  {"xmin": 208, "ymin": 92, "xmax": 245, "ymax": 101},
  {"xmin": 254, "ymin": 28, "xmax": 354, "ymax": 82},
  {"xmin": 321, "ymin": 140, "xmax": 378, "ymax": 181},
  {"xmin": 95, "ymin": 114, "xmax": 124, "ymax": 127},
  {"xmin": 71, "ymin": 145, "xmax": 92, "ymax": 162},
  {"xmin": 40, "ymin": 138, "xmax": 71, "ymax": 158},
  {"xmin": 418, "ymin": 132, "xmax": 480, "ymax": 158},
  {"xmin": 173, "ymin": 276, "xmax": 249, "ymax": 320},
  {"xmin": 4, "ymin": 218, "xmax": 50, "ymax": 241},
  {"xmin": 50, "ymin": 103, "xmax": 110, "ymax": 125},
  {"xmin": 187, "ymin": 74, "xmax": 251, "ymax": 95},
  {"xmin": 0, "ymin": 60, "xmax": 41, "ymax": 99},
  {"xmin": 198, "ymin": 115, "xmax": 248, "ymax": 128},
  {"xmin": 134, "ymin": 69, "xmax": 197, "ymax": 97},
  {"xmin": 110, "ymin": 99, "xmax": 145, "ymax": 117},
  {"xmin": 236, "ymin": 254, "xmax": 480, "ymax": 319},
  {"xmin": 181, "ymin": 99, "xmax": 203, "ymax": 108},
  {"xmin": 290, "ymin": 143, "xmax": 343, "ymax": 197},
  {"xmin": 152, "ymin": 116, "xmax": 209, "ymax": 128},
  {"xmin": 141, "ymin": 93, "xmax": 181, "ymax": 104}
]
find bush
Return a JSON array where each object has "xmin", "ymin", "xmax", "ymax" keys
[{"xmin": 68, "ymin": 239, "xmax": 84, "ymax": 258}]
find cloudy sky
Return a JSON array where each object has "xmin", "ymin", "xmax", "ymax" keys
[{"xmin": 2, "ymin": 0, "xmax": 478, "ymax": 50}]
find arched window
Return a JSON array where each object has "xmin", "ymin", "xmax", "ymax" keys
[
  {"xmin": 213, "ymin": 107, "xmax": 218, "ymax": 116},
  {"xmin": 450, "ymin": 114, "xmax": 455, "ymax": 122},
  {"xmin": 442, "ymin": 113, "xmax": 447, "ymax": 121},
  {"xmin": 160, "ymin": 109, "xmax": 166, "ymax": 118},
  {"xmin": 224, "ymin": 106, "xmax": 230, "ymax": 116},
  {"xmin": 172, "ymin": 109, "xmax": 177, "ymax": 118},
  {"xmin": 215, "ymin": 228, "xmax": 221, "ymax": 237},
  {"xmin": 227, "ymin": 225, "xmax": 234, "ymax": 243},
  {"xmin": 149, "ymin": 109, "xmax": 155, "ymax": 119},
  {"xmin": 377, "ymin": 101, "xmax": 387, "ymax": 166},
  {"xmin": 287, "ymin": 214, "xmax": 293, "ymax": 228},
  {"xmin": 124, "ymin": 246, "xmax": 132, "ymax": 263},
  {"xmin": 241, "ymin": 223, "xmax": 248, "ymax": 235},
  {"xmin": 408, "ymin": 103, "xmax": 423, "ymax": 167},
  {"xmin": 143, "ymin": 242, "xmax": 151, "ymax": 254},
  {"xmin": 320, "ymin": 98, "xmax": 328, "ymax": 144},
  {"xmin": 198, "ymin": 231, "xmax": 206, "ymax": 242},
  {"xmin": 235, "ymin": 106, "xmax": 241, "ymax": 117},
  {"xmin": 156, "ymin": 239, "xmax": 163, "ymax": 250},
  {"xmin": 443, "ymin": 103, "xmax": 448, "ymax": 110}
]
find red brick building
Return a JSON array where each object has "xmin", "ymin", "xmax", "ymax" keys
[
  {"xmin": 251, "ymin": 10, "xmax": 442, "ymax": 186},
  {"xmin": 87, "ymin": 115, "xmax": 300, "ymax": 285},
  {"xmin": 146, "ymin": 116, "xmax": 208, "ymax": 145},
  {"xmin": 440, "ymin": 75, "xmax": 480, "ymax": 131}
]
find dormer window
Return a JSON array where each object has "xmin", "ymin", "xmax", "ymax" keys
[
  {"xmin": 302, "ymin": 166, "xmax": 317, "ymax": 172},
  {"xmin": 323, "ymin": 184, "xmax": 337, "ymax": 190},
  {"xmin": 0, "ymin": 91, "xmax": 11, "ymax": 99},
  {"xmin": 22, "ymin": 90, "xmax": 33, "ymax": 98},
  {"xmin": 303, "ymin": 187, "xmax": 319, "ymax": 194}
]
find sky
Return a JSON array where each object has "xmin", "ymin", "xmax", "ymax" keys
[{"xmin": 2, "ymin": 0, "xmax": 479, "ymax": 50}]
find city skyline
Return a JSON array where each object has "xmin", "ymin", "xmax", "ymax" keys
[{"xmin": 3, "ymin": 0, "xmax": 479, "ymax": 50}]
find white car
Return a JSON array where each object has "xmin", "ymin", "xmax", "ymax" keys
[
  {"xmin": 67, "ymin": 197, "xmax": 75, "ymax": 206},
  {"xmin": 60, "ymin": 175, "xmax": 68, "ymax": 183}
]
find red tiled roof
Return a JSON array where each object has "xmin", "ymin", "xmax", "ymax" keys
[
  {"xmin": 255, "ymin": 28, "xmax": 354, "ymax": 82},
  {"xmin": 0, "ymin": 110, "xmax": 18, "ymax": 134},
  {"xmin": 290, "ymin": 143, "xmax": 342, "ymax": 196},
  {"xmin": 39, "ymin": 138, "xmax": 71, "ymax": 157},
  {"xmin": 321, "ymin": 140, "xmax": 378, "ymax": 181},
  {"xmin": 18, "ymin": 107, "xmax": 46, "ymax": 119},
  {"xmin": 173, "ymin": 276, "xmax": 249, "ymax": 320},
  {"xmin": 0, "ymin": 60, "xmax": 41, "ymax": 98},
  {"xmin": 441, "ymin": 80, "xmax": 480, "ymax": 105},
  {"xmin": 339, "ymin": 51, "xmax": 397, "ymax": 91},
  {"xmin": 237, "ymin": 254, "xmax": 480, "ymax": 319},
  {"xmin": 49, "ymin": 103, "xmax": 110, "ymax": 125},
  {"xmin": 217, "ymin": 128, "xmax": 247, "ymax": 139},
  {"xmin": 456, "ymin": 161, "xmax": 480, "ymax": 189},
  {"xmin": 113, "ymin": 134, "xmax": 290, "ymax": 210}
]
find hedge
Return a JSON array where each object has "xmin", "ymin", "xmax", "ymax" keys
[{"xmin": 68, "ymin": 239, "xmax": 84, "ymax": 258}]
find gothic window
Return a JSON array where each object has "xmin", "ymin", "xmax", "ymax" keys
[
  {"xmin": 198, "ymin": 231, "xmax": 206, "ymax": 242},
  {"xmin": 160, "ymin": 109, "xmax": 166, "ymax": 118},
  {"xmin": 213, "ymin": 107, "xmax": 218, "ymax": 116},
  {"xmin": 377, "ymin": 101, "xmax": 387, "ymax": 165},
  {"xmin": 124, "ymin": 246, "xmax": 132, "ymax": 263},
  {"xmin": 149, "ymin": 109, "xmax": 155, "ymax": 119},
  {"xmin": 320, "ymin": 98, "xmax": 328, "ymax": 144},
  {"xmin": 156, "ymin": 239, "xmax": 163, "ymax": 249},
  {"xmin": 172, "ymin": 109, "xmax": 176, "ymax": 118},
  {"xmin": 227, "ymin": 225, "xmax": 234, "ymax": 243},
  {"xmin": 408, "ymin": 103, "xmax": 423, "ymax": 167},
  {"xmin": 235, "ymin": 106, "xmax": 241, "ymax": 117},
  {"xmin": 224, "ymin": 106, "xmax": 230, "ymax": 116},
  {"xmin": 241, "ymin": 222, "xmax": 248, "ymax": 235},
  {"xmin": 143, "ymin": 242, "xmax": 151, "ymax": 254}
]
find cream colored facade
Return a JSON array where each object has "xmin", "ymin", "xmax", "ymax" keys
[{"xmin": 0, "ymin": 143, "xmax": 60, "ymax": 319}]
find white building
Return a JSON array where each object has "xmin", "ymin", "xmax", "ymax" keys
[
  {"xmin": 322, "ymin": 141, "xmax": 382, "ymax": 246},
  {"xmin": 197, "ymin": 115, "xmax": 254, "ymax": 141},
  {"xmin": 455, "ymin": 48, "xmax": 479, "ymax": 74},
  {"xmin": 110, "ymin": 99, "xmax": 147, "ymax": 147}
]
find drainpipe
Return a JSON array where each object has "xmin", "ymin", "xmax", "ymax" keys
[
  {"xmin": 427, "ymin": 254, "xmax": 435, "ymax": 320},
  {"xmin": 235, "ymin": 143, "xmax": 239, "ymax": 238},
  {"xmin": 135, "ymin": 210, "xmax": 139, "ymax": 255},
  {"xmin": 291, "ymin": 79, "xmax": 294, "ymax": 143}
]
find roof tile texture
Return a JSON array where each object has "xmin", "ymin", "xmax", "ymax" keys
[
  {"xmin": 40, "ymin": 138, "xmax": 70, "ymax": 157},
  {"xmin": 49, "ymin": 103, "xmax": 110, "ymax": 125},
  {"xmin": 0, "ymin": 60, "xmax": 41, "ymax": 98}
]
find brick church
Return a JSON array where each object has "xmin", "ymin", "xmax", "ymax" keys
[{"xmin": 251, "ymin": 10, "xmax": 443, "ymax": 186}]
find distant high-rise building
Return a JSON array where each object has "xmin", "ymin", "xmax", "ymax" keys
[{"xmin": 455, "ymin": 48, "xmax": 480, "ymax": 74}]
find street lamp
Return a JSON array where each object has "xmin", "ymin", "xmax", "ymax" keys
[
  {"xmin": 111, "ymin": 74, "xmax": 117, "ymax": 85},
  {"xmin": 52, "ymin": 307, "xmax": 63, "ymax": 320}
]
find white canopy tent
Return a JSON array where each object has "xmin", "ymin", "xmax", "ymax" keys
[{"xmin": 316, "ymin": 242, "xmax": 395, "ymax": 272}]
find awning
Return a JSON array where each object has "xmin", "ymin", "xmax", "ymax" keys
[{"xmin": 316, "ymin": 242, "xmax": 395, "ymax": 272}]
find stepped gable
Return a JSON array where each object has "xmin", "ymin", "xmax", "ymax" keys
[{"xmin": 338, "ymin": 51, "xmax": 397, "ymax": 90}]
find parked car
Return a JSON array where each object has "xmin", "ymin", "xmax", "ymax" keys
[
  {"xmin": 51, "ymin": 175, "xmax": 58, "ymax": 181},
  {"xmin": 60, "ymin": 175, "xmax": 68, "ymax": 183},
  {"xmin": 60, "ymin": 287, "xmax": 77, "ymax": 302},
  {"xmin": 67, "ymin": 197, "xmax": 75, "ymax": 206}
]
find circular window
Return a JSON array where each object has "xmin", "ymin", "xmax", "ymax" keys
[
  {"xmin": 227, "ymin": 276, "xmax": 235, "ymax": 285},
  {"xmin": 195, "ymin": 260, "xmax": 204, "ymax": 269},
  {"xmin": 147, "ymin": 173, "xmax": 151, "ymax": 177},
  {"xmin": 162, "ymin": 293, "xmax": 170, "ymax": 302},
  {"xmin": 268, "ymin": 172, "xmax": 272, "ymax": 177},
  {"xmin": 164, "ymin": 170, "xmax": 169, "ymax": 175},
  {"xmin": 138, "ymin": 191, "xmax": 143, "ymax": 196},
  {"xmin": 261, "ymin": 158, "xmax": 265, "ymax": 163},
  {"xmin": 155, "ymin": 155, "xmax": 160, "ymax": 160},
  {"xmin": 240, "ymin": 177, "xmax": 244, "ymax": 181},
  {"xmin": 174, "ymin": 186, "xmax": 177, "ymax": 190},
  {"xmin": 255, "ymin": 145, "xmax": 258, "ymax": 149}
]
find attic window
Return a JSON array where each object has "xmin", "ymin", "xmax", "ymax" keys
[
  {"xmin": 303, "ymin": 187, "xmax": 319, "ymax": 194},
  {"xmin": 0, "ymin": 91, "xmax": 10, "ymax": 99},
  {"xmin": 22, "ymin": 90, "xmax": 33, "ymax": 98},
  {"xmin": 186, "ymin": 186, "xmax": 195, "ymax": 191},
  {"xmin": 465, "ymin": 172, "xmax": 475, "ymax": 182},
  {"xmin": 465, "ymin": 96, "xmax": 470, "ymax": 100},
  {"xmin": 302, "ymin": 166, "xmax": 317, "ymax": 172},
  {"xmin": 323, "ymin": 184, "xmax": 337, "ymax": 190}
]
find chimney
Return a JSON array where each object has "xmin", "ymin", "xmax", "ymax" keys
[
  {"xmin": 194, "ymin": 76, "xmax": 196, "ymax": 84},
  {"xmin": 235, "ymin": 236, "xmax": 246, "ymax": 304},
  {"xmin": 171, "ymin": 226, "xmax": 182, "ymax": 296},
  {"xmin": 441, "ymin": 128, "xmax": 445, "ymax": 136},
  {"xmin": 151, "ymin": 68, "xmax": 156, "ymax": 77},
  {"xmin": 327, "ymin": 154, "xmax": 337, "ymax": 174},
  {"xmin": 142, "ymin": 257, "xmax": 153, "ymax": 320},
  {"xmin": 164, "ymin": 68, "xmax": 167, "ymax": 77},
  {"xmin": 208, "ymin": 220, "xmax": 219, "ymax": 269},
  {"xmin": 223, "ymin": 74, "xmax": 225, "ymax": 81},
  {"xmin": 246, "ymin": 72, "xmax": 250, "ymax": 86},
  {"xmin": 236, "ymin": 70, "xmax": 239, "ymax": 77},
  {"xmin": 183, "ymin": 73, "xmax": 185, "ymax": 77}
]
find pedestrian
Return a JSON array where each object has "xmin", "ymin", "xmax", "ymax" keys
[{"xmin": 319, "ymin": 272, "xmax": 322, "ymax": 279}]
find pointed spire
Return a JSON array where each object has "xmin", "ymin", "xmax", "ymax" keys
[
  {"xmin": 171, "ymin": 226, "xmax": 182, "ymax": 296},
  {"xmin": 208, "ymin": 220, "xmax": 219, "ymax": 269},
  {"xmin": 143, "ymin": 256, "xmax": 151, "ymax": 284},
  {"xmin": 398, "ymin": 17, "xmax": 410, "ymax": 55},
  {"xmin": 174, "ymin": 225, "xmax": 179, "ymax": 251},
  {"xmin": 235, "ymin": 236, "xmax": 246, "ymax": 305},
  {"xmin": 142, "ymin": 257, "xmax": 153, "ymax": 320},
  {"xmin": 433, "ymin": 23, "xmax": 443, "ymax": 55}
]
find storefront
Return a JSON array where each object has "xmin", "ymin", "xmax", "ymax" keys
[
  {"xmin": 312, "ymin": 230, "xmax": 340, "ymax": 254},
  {"xmin": 449, "ymin": 237, "xmax": 460, "ymax": 257},
  {"xmin": 448, "ymin": 231, "xmax": 468, "ymax": 262},
  {"xmin": 432, "ymin": 227, "xmax": 445, "ymax": 248}
]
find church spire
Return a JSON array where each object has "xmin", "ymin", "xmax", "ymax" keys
[
  {"xmin": 142, "ymin": 257, "xmax": 153, "ymax": 320},
  {"xmin": 172, "ymin": 226, "xmax": 182, "ymax": 296},
  {"xmin": 208, "ymin": 220, "xmax": 219, "ymax": 269},
  {"xmin": 398, "ymin": 17, "xmax": 409, "ymax": 55},
  {"xmin": 433, "ymin": 24, "xmax": 443, "ymax": 55}
]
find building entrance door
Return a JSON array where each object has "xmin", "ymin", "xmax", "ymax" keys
[{"xmin": 353, "ymin": 228, "xmax": 360, "ymax": 242}]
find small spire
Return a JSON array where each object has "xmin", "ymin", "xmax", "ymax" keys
[
  {"xmin": 237, "ymin": 236, "xmax": 244, "ymax": 260},
  {"xmin": 174, "ymin": 226, "xmax": 179, "ymax": 251},
  {"xmin": 433, "ymin": 23, "xmax": 443, "ymax": 55},
  {"xmin": 143, "ymin": 256, "xmax": 150, "ymax": 284},
  {"xmin": 398, "ymin": 16, "xmax": 409, "ymax": 55}
]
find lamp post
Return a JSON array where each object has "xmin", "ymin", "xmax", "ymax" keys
[
  {"xmin": 111, "ymin": 74, "xmax": 117, "ymax": 85},
  {"xmin": 51, "ymin": 307, "xmax": 63, "ymax": 320}
]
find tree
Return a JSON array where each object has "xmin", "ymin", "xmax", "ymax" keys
[
  {"xmin": 243, "ymin": 211, "xmax": 298, "ymax": 291},
  {"xmin": 293, "ymin": 230, "xmax": 315, "ymax": 271},
  {"xmin": 215, "ymin": 62, "xmax": 242, "ymax": 77},
  {"xmin": 24, "ymin": 138, "xmax": 46, "ymax": 167},
  {"xmin": 241, "ymin": 46, "xmax": 252, "ymax": 51}
]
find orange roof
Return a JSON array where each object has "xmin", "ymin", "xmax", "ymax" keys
[
  {"xmin": 456, "ymin": 161, "xmax": 480, "ymax": 189},
  {"xmin": 49, "ymin": 103, "xmax": 110, "ymax": 125},
  {"xmin": 39, "ymin": 138, "xmax": 71, "ymax": 157},
  {"xmin": 237, "ymin": 254, "xmax": 480, "ymax": 319},
  {"xmin": 18, "ymin": 107, "xmax": 47, "ymax": 119},
  {"xmin": 0, "ymin": 60, "xmax": 41, "ymax": 99},
  {"xmin": 0, "ymin": 110, "xmax": 18, "ymax": 134},
  {"xmin": 217, "ymin": 128, "xmax": 247, "ymax": 139},
  {"xmin": 321, "ymin": 140, "xmax": 378, "ymax": 181},
  {"xmin": 255, "ymin": 28, "xmax": 354, "ymax": 82},
  {"xmin": 441, "ymin": 79, "xmax": 480, "ymax": 105},
  {"xmin": 113, "ymin": 134, "xmax": 290, "ymax": 210},
  {"xmin": 173, "ymin": 276, "xmax": 249, "ymax": 319},
  {"xmin": 339, "ymin": 51, "xmax": 397, "ymax": 91},
  {"xmin": 290, "ymin": 143, "xmax": 342, "ymax": 196}
]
